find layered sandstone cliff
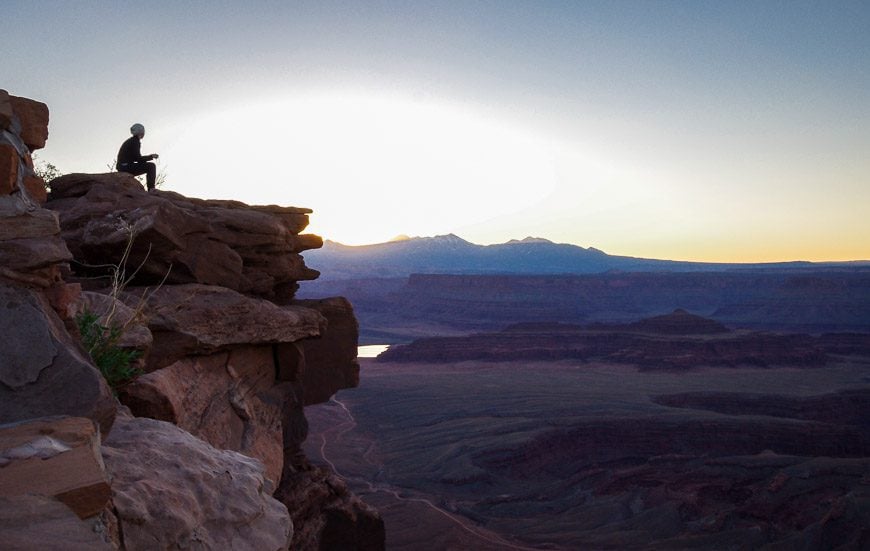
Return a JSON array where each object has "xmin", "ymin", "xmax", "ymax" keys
[{"xmin": 0, "ymin": 90, "xmax": 383, "ymax": 550}]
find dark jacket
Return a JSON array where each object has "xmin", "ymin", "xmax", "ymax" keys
[{"xmin": 117, "ymin": 136, "xmax": 153, "ymax": 166}]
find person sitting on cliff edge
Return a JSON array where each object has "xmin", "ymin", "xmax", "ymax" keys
[{"xmin": 117, "ymin": 123, "xmax": 159, "ymax": 191}]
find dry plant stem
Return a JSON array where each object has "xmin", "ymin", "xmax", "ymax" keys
[{"xmin": 79, "ymin": 220, "xmax": 171, "ymax": 338}]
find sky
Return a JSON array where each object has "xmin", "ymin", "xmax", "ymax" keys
[{"xmin": 4, "ymin": 1, "xmax": 869, "ymax": 262}]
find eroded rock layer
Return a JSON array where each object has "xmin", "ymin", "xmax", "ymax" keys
[{"xmin": 46, "ymin": 173, "xmax": 321, "ymax": 301}]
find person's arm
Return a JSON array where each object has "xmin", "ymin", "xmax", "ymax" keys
[{"xmin": 140, "ymin": 144, "xmax": 158, "ymax": 161}]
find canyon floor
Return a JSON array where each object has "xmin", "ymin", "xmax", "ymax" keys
[{"xmin": 305, "ymin": 356, "xmax": 870, "ymax": 550}]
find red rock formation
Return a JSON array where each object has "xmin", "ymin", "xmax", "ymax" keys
[
  {"xmin": 0, "ymin": 90, "xmax": 49, "ymax": 209},
  {"xmin": 102, "ymin": 415, "xmax": 293, "ymax": 551},
  {"xmin": 1, "ymin": 90, "xmax": 382, "ymax": 550},
  {"xmin": 123, "ymin": 283, "xmax": 325, "ymax": 371},
  {"xmin": 7, "ymin": 95, "xmax": 49, "ymax": 151},
  {"xmin": 0, "ymin": 416, "xmax": 111, "ymax": 519},
  {"xmin": 46, "ymin": 173, "xmax": 320, "ymax": 301},
  {"xmin": 120, "ymin": 349, "xmax": 287, "ymax": 484}
]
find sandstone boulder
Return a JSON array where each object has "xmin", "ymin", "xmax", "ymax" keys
[
  {"xmin": 103, "ymin": 415, "xmax": 292, "ymax": 551},
  {"xmin": 49, "ymin": 171, "xmax": 143, "ymax": 198},
  {"xmin": 8, "ymin": 95, "xmax": 49, "ymax": 151},
  {"xmin": 0, "ymin": 284, "xmax": 116, "ymax": 434},
  {"xmin": 119, "ymin": 348, "xmax": 287, "ymax": 485},
  {"xmin": 128, "ymin": 283, "xmax": 325, "ymax": 370},
  {"xmin": 0, "ymin": 195, "xmax": 60, "ymax": 239},
  {"xmin": 0, "ymin": 495, "xmax": 113, "ymax": 551},
  {"xmin": 47, "ymin": 173, "xmax": 321, "ymax": 300},
  {"xmin": 0, "ymin": 416, "xmax": 111, "ymax": 519}
]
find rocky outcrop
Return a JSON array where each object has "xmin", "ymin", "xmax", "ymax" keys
[
  {"xmin": 276, "ymin": 463, "xmax": 385, "ymax": 551},
  {"xmin": 293, "ymin": 297, "xmax": 361, "ymax": 406},
  {"xmin": 0, "ymin": 416, "xmax": 111, "ymax": 519},
  {"xmin": 6, "ymin": 94, "xmax": 49, "ymax": 151},
  {"xmin": 120, "ymin": 349, "xmax": 288, "ymax": 485},
  {"xmin": 0, "ymin": 179, "xmax": 68, "ymax": 288},
  {"xmin": 46, "ymin": 173, "xmax": 321, "ymax": 302},
  {"xmin": 117, "ymin": 284, "xmax": 334, "ymax": 486},
  {"xmin": 103, "ymin": 415, "xmax": 292, "ymax": 551},
  {"xmin": 127, "ymin": 283, "xmax": 325, "ymax": 371},
  {"xmin": 0, "ymin": 91, "xmax": 49, "ymax": 207},
  {"xmin": 0, "ymin": 284, "xmax": 116, "ymax": 434},
  {"xmin": 1, "ymin": 90, "xmax": 381, "ymax": 550}
]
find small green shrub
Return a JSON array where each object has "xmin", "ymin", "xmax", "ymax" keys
[
  {"xmin": 32, "ymin": 154, "xmax": 63, "ymax": 188},
  {"xmin": 76, "ymin": 310, "xmax": 142, "ymax": 391}
]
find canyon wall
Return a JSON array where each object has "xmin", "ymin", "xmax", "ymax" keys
[{"xmin": 0, "ymin": 90, "xmax": 383, "ymax": 550}]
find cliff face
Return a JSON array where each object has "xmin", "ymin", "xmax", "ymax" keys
[{"xmin": 0, "ymin": 90, "xmax": 383, "ymax": 550}]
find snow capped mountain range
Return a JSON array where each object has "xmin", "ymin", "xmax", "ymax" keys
[{"xmin": 303, "ymin": 234, "xmax": 862, "ymax": 280}]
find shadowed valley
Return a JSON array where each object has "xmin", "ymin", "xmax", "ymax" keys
[{"xmin": 302, "ymin": 241, "xmax": 870, "ymax": 549}]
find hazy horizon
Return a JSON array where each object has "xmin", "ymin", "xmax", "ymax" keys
[
  {"xmin": 5, "ymin": 1, "xmax": 869, "ymax": 262},
  {"xmin": 318, "ymin": 232, "xmax": 870, "ymax": 265}
]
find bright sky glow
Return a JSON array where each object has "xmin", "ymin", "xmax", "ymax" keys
[
  {"xmin": 4, "ymin": 1, "xmax": 869, "ymax": 262},
  {"xmin": 165, "ymin": 93, "xmax": 555, "ymax": 245}
]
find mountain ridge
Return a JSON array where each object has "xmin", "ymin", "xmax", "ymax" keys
[{"xmin": 306, "ymin": 233, "xmax": 867, "ymax": 280}]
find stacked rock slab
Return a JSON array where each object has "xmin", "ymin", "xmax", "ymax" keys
[
  {"xmin": 0, "ymin": 90, "xmax": 115, "ymax": 432},
  {"xmin": 47, "ymin": 172, "xmax": 320, "ymax": 302},
  {"xmin": 0, "ymin": 416, "xmax": 111, "ymax": 518},
  {"xmin": 0, "ymin": 90, "xmax": 49, "ymax": 204},
  {"xmin": 0, "ymin": 91, "xmax": 118, "ymax": 547},
  {"xmin": 118, "ymin": 283, "xmax": 327, "ymax": 484}
]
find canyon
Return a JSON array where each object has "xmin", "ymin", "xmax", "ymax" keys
[
  {"xmin": 299, "ymin": 270, "xmax": 870, "ymax": 343},
  {"xmin": 307, "ymin": 349, "xmax": 870, "ymax": 548}
]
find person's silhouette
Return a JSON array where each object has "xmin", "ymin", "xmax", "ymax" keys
[{"xmin": 117, "ymin": 123, "xmax": 159, "ymax": 190}]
